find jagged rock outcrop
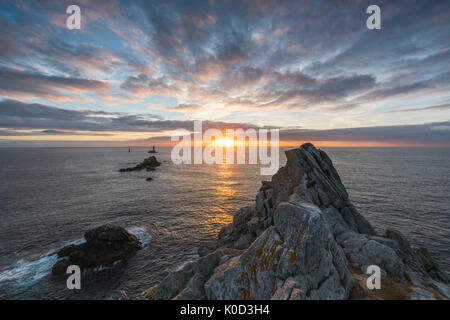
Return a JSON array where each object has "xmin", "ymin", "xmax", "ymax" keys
[
  {"xmin": 143, "ymin": 143, "xmax": 449, "ymax": 300},
  {"xmin": 205, "ymin": 202, "xmax": 353, "ymax": 299},
  {"xmin": 119, "ymin": 156, "xmax": 161, "ymax": 172},
  {"xmin": 52, "ymin": 224, "xmax": 142, "ymax": 275}
]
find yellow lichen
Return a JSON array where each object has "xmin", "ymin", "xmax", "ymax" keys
[
  {"xmin": 240, "ymin": 288, "xmax": 250, "ymax": 300},
  {"xmin": 237, "ymin": 271, "xmax": 247, "ymax": 284},
  {"xmin": 255, "ymin": 238, "xmax": 267, "ymax": 259},
  {"xmin": 249, "ymin": 261, "xmax": 258, "ymax": 283},
  {"xmin": 289, "ymin": 250, "xmax": 298, "ymax": 264},
  {"xmin": 259, "ymin": 240, "xmax": 283, "ymax": 271}
]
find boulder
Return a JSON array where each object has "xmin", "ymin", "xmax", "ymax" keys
[
  {"xmin": 154, "ymin": 249, "xmax": 240, "ymax": 300},
  {"xmin": 154, "ymin": 263, "xmax": 195, "ymax": 300},
  {"xmin": 174, "ymin": 273, "xmax": 208, "ymax": 300},
  {"xmin": 52, "ymin": 224, "xmax": 141, "ymax": 275}
]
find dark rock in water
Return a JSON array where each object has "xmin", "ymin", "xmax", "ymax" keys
[
  {"xmin": 52, "ymin": 259, "xmax": 72, "ymax": 275},
  {"xmin": 52, "ymin": 224, "xmax": 141, "ymax": 275},
  {"xmin": 119, "ymin": 156, "xmax": 161, "ymax": 172},
  {"xmin": 148, "ymin": 146, "xmax": 158, "ymax": 153},
  {"xmin": 146, "ymin": 177, "xmax": 153, "ymax": 181},
  {"xmin": 141, "ymin": 143, "xmax": 450, "ymax": 300}
]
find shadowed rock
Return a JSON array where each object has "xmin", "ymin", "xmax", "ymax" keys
[{"xmin": 52, "ymin": 224, "xmax": 141, "ymax": 275}]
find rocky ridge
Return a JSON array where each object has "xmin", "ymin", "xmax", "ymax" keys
[{"xmin": 141, "ymin": 143, "xmax": 449, "ymax": 300}]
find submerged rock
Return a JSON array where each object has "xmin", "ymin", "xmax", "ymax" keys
[
  {"xmin": 52, "ymin": 224, "xmax": 141, "ymax": 275},
  {"xmin": 143, "ymin": 143, "xmax": 449, "ymax": 300}
]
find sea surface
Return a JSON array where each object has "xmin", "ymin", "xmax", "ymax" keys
[{"xmin": 0, "ymin": 147, "xmax": 449, "ymax": 299}]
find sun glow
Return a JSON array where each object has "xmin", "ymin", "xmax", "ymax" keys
[{"xmin": 214, "ymin": 138, "xmax": 235, "ymax": 147}]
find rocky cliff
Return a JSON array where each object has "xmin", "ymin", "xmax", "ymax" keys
[{"xmin": 141, "ymin": 143, "xmax": 449, "ymax": 300}]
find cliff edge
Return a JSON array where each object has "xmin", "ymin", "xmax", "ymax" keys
[{"xmin": 141, "ymin": 143, "xmax": 449, "ymax": 300}]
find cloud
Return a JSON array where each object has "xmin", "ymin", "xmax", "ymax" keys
[
  {"xmin": 0, "ymin": 0, "xmax": 450, "ymax": 127},
  {"xmin": 120, "ymin": 74, "xmax": 181, "ymax": 98},
  {"xmin": 0, "ymin": 129, "xmax": 112, "ymax": 136},
  {"xmin": 0, "ymin": 67, "xmax": 110, "ymax": 101},
  {"xmin": 431, "ymin": 126, "xmax": 450, "ymax": 131},
  {"xmin": 279, "ymin": 122, "xmax": 450, "ymax": 145},
  {"xmin": 0, "ymin": 99, "xmax": 163, "ymax": 132},
  {"xmin": 383, "ymin": 103, "xmax": 450, "ymax": 114},
  {"xmin": 0, "ymin": 99, "xmax": 268, "ymax": 133},
  {"xmin": 170, "ymin": 103, "xmax": 203, "ymax": 111},
  {"xmin": 325, "ymin": 104, "xmax": 360, "ymax": 113},
  {"xmin": 2, "ymin": 99, "xmax": 449, "ymax": 147}
]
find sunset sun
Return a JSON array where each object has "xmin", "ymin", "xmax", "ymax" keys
[{"xmin": 214, "ymin": 138, "xmax": 234, "ymax": 147}]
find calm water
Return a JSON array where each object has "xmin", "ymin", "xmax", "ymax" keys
[{"xmin": 0, "ymin": 147, "xmax": 449, "ymax": 299}]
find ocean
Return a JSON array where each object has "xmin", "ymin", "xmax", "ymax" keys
[{"xmin": 0, "ymin": 147, "xmax": 449, "ymax": 299}]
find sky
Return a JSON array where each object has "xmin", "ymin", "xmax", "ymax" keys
[{"xmin": 0, "ymin": 0, "xmax": 449, "ymax": 147}]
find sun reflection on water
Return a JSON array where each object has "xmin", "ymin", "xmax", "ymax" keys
[{"xmin": 197, "ymin": 164, "xmax": 237, "ymax": 234}]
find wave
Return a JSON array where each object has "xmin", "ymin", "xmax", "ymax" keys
[
  {"xmin": 127, "ymin": 226, "xmax": 153, "ymax": 247},
  {"xmin": 0, "ymin": 227, "xmax": 151, "ymax": 291},
  {"xmin": 0, "ymin": 253, "xmax": 59, "ymax": 289}
]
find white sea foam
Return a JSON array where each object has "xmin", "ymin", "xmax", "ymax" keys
[
  {"xmin": 0, "ymin": 228, "xmax": 151, "ymax": 290},
  {"xmin": 0, "ymin": 253, "xmax": 59, "ymax": 288},
  {"xmin": 0, "ymin": 237, "xmax": 84, "ymax": 288},
  {"xmin": 127, "ymin": 226, "xmax": 153, "ymax": 247}
]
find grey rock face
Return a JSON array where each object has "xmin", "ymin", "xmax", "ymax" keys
[
  {"xmin": 154, "ymin": 262, "xmax": 195, "ymax": 300},
  {"xmin": 410, "ymin": 287, "xmax": 438, "ymax": 300},
  {"xmin": 336, "ymin": 231, "xmax": 406, "ymax": 280},
  {"xmin": 202, "ymin": 201, "xmax": 352, "ymax": 300},
  {"xmin": 174, "ymin": 273, "xmax": 208, "ymax": 300},
  {"xmin": 271, "ymin": 143, "xmax": 377, "ymax": 236},
  {"xmin": 154, "ymin": 249, "xmax": 241, "ymax": 300},
  {"xmin": 146, "ymin": 143, "xmax": 449, "ymax": 300}
]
